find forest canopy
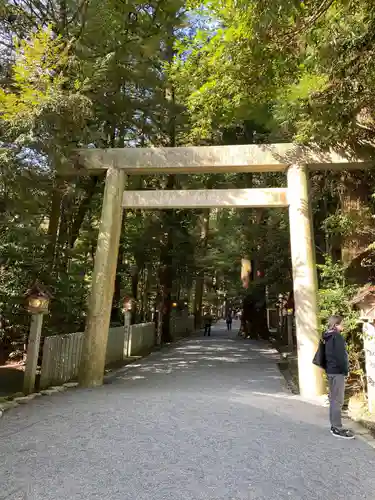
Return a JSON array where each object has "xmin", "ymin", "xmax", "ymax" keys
[{"xmin": 0, "ymin": 0, "xmax": 374, "ymax": 358}]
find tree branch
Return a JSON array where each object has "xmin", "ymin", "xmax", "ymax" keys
[{"xmin": 283, "ymin": 0, "xmax": 335, "ymax": 41}]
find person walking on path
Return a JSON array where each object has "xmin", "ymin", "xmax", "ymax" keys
[
  {"xmin": 323, "ymin": 315, "xmax": 354, "ymax": 439},
  {"xmin": 203, "ymin": 311, "xmax": 212, "ymax": 336},
  {"xmin": 226, "ymin": 311, "xmax": 232, "ymax": 331}
]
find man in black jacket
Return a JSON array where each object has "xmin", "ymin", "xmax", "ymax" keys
[{"xmin": 323, "ymin": 315, "xmax": 354, "ymax": 439}]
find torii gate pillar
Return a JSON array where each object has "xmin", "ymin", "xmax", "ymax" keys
[
  {"xmin": 288, "ymin": 164, "xmax": 325, "ymax": 398},
  {"xmin": 79, "ymin": 167, "xmax": 126, "ymax": 387}
]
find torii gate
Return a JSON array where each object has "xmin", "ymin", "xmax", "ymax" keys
[{"xmin": 73, "ymin": 143, "xmax": 369, "ymax": 398}]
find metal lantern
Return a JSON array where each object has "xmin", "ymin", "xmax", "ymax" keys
[{"xmin": 25, "ymin": 282, "xmax": 52, "ymax": 315}]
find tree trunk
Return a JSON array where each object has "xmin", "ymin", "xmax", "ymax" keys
[
  {"xmin": 131, "ymin": 270, "xmax": 139, "ymax": 324},
  {"xmin": 194, "ymin": 209, "xmax": 210, "ymax": 328},
  {"xmin": 111, "ymin": 243, "xmax": 123, "ymax": 325},
  {"xmin": 340, "ymin": 172, "xmax": 373, "ymax": 267},
  {"xmin": 159, "ymin": 25, "xmax": 178, "ymax": 343},
  {"xmin": 55, "ymin": 184, "xmax": 74, "ymax": 274},
  {"xmin": 69, "ymin": 176, "xmax": 101, "ymax": 249},
  {"xmin": 141, "ymin": 266, "xmax": 151, "ymax": 322},
  {"xmin": 159, "ymin": 175, "xmax": 175, "ymax": 343},
  {"xmin": 46, "ymin": 178, "xmax": 64, "ymax": 272}
]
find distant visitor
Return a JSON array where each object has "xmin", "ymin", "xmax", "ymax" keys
[
  {"xmin": 226, "ymin": 311, "xmax": 232, "ymax": 331},
  {"xmin": 204, "ymin": 311, "xmax": 213, "ymax": 336}
]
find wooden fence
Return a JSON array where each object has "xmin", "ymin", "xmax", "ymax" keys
[
  {"xmin": 127, "ymin": 322, "xmax": 155, "ymax": 356},
  {"xmin": 106, "ymin": 326, "xmax": 129, "ymax": 365},
  {"xmin": 40, "ymin": 315, "xmax": 194, "ymax": 389},
  {"xmin": 40, "ymin": 332, "xmax": 84, "ymax": 390}
]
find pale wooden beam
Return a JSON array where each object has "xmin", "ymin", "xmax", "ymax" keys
[
  {"xmin": 73, "ymin": 143, "xmax": 370, "ymax": 175},
  {"xmin": 288, "ymin": 164, "xmax": 325, "ymax": 398},
  {"xmin": 79, "ymin": 167, "xmax": 126, "ymax": 388},
  {"xmin": 122, "ymin": 188, "xmax": 289, "ymax": 209}
]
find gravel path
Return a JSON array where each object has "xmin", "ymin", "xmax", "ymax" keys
[{"xmin": 1, "ymin": 320, "xmax": 374, "ymax": 500}]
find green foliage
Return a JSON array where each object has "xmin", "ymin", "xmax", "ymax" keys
[
  {"xmin": 322, "ymin": 213, "xmax": 356, "ymax": 239},
  {"xmin": 0, "ymin": 0, "xmax": 192, "ymax": 349},
  {"xmin": 318, "ymin": 256, "xmax": 366, "ymax": 386},
  {"xmin": 172, "ymin": 0, "xmax": 375, "ymax": 150},
  {"xmin": 0, "ymin": 150, "xmax": 46, "ymax": 339},
  {"xmin": 318, "ymin": 256, "xmax": 359, "ymax": 335},
  {"xmin": 0, "ymin": 28, "xmax": 67, "ymax": 118},
  {"xmin": 0, "ymin": 27, "xmax": 92, "ymax": 157}
]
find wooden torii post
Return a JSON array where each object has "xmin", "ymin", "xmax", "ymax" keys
[{"xmin": 72, "ymin": 143, "xmax": 369, "ymax": 398}]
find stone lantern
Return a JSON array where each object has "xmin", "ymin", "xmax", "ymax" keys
[
  {"xmin": 123, "ymin": 295, "xmax": 134, "ymax": 313},
  {"xmin": 25, "ymin": 282, "xmax": 52, "ymax": 315},
  {"xmin": 23, "ymin": 282, "xmax": 53, "ymax": 395}
]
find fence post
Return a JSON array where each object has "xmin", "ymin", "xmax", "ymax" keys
[
  {"xmin": 287, "ymin": 311, "xmax": 294, "ymax": 352},
  {"xmin": 170, "ymin": 309, "xmax": 177, "ymax": 340},
  {"xmin": 156, "ymin": 306, "xmax": 162, "ymax": 346},
  {"xmin": 124, "ymin": 311, "xmax": 132, "ymax": 358},
  {"xmin": 23, "ymin": 313, "xmax": 44, "ymax": 394}
]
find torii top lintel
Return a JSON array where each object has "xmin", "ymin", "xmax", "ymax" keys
[{"xmin": 73, "ymin": 143, "xmax": 372, "ymax": 175}]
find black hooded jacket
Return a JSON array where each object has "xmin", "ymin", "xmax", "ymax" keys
[{"xmin": 323, "ymin": 328, "xmax": 349, "ymax": 376}]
